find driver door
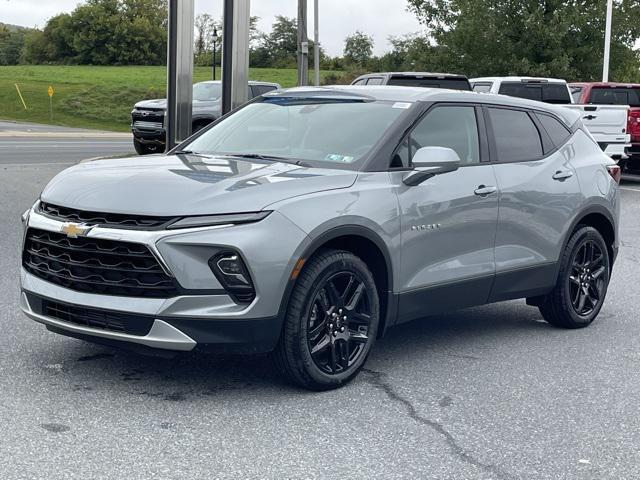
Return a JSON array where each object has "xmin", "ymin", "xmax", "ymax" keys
[{"xmin": 392, "ymin": 104, "xmax": 499, "ymax": 323}]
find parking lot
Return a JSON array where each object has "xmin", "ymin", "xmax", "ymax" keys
[{"xmin": 2, "ymin": 125, "xmax": 640, "ymax": 479}]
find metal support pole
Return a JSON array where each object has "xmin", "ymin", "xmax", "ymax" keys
[
  {"xmin": 603, "ymin": 0, "xmax": 613, "ymax": 82},
  {"xmin": 213, "ymin": 43, "xmax": 216, "ymax": 80},
  {"xmin": 166, "ymin": 0, "xmax": 194, "ymax": 150},
  {"xmin": 221, "ymin": 0, "xmax": 234, "ymax": 114},
  {"xmin": 314, "ymin": 0, "xmax": 320, "ymax": 86},
  {"xmin": 297, "ymin": 0, "xmax": 309, "ymax": 86},
  {"xmin": 221, "ymin": 0, "xmax": 250, "ymax": 113}
]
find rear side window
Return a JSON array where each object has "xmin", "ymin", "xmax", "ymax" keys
[
  {"xmin": 590, "ymin": 87, "xmax": 640, "ymax": 107},
  {"xmin": 387, "ymin": 76, "xmax": 471, "ymax": 91},
  {"xmin": 488, "ymin": 108, "xmax": 543, "ymax": 162},
  {"xmin": 352, "ymin": 79, "xmax": 366, "ymax": 86},
  {"xmin": 366, "ymin": 77, "xmax": 384, "ymax": 85},
  {"xmin": 411, "ymin": 106, "xmax": 480, "ymax": 165},
  {"xmin": 252, "ymin": 85, "xmax": 277, "ymax": 96},
  {"xmin": 472, "ymin": 82, "xmax": 493, "ymax": 93},
  {"xmin": 535, "ymin": 113, "xmax": 572, "ymax": 149},
  {"xmin": 570, "ymin": 86, "xmax": 584, "ymax": 103}
]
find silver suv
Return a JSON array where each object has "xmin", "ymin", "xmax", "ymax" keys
[{"xmin": 20, "ymin": 86, "xmax": 620, "ymax": 390}]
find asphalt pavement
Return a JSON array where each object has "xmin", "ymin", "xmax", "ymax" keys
[{"xmin": 2, "ymin": 123, "xmax": 640, "ymax": 479}]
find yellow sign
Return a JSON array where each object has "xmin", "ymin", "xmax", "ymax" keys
[{"xmin": 47, "ymin": 86, "xmax": 54, "ymax": 97}]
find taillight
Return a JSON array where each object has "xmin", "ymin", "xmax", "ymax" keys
[
  {"xmin": 607, "ymin": 164, "xmax": 621, "ymax": 184},
  {"xmin": 628, "ymin": 109, "xmax": 640, "ymax": 142}
]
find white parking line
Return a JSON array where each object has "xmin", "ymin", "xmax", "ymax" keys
[
  {"xmin": 1, "ymin": 162, "xmax": 77, "ymax": 167},
  {"xmin": 620, "ymin": 186, "xmax": 640, "ymax": 192}
]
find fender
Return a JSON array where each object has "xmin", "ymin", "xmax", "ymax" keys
[{"xmin": 275, "ymin": 224, "xmax": 397, "ymax": 338}]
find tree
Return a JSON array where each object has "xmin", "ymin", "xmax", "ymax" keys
[
  {"xmin": 343, "ymin": 31, "xmax": 374, "ymax": 67},
  {"xmin": 406, "ymin": 0, "xmax": 640, "ymax": 81}
]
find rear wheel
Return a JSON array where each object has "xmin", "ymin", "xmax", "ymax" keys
[
  {"xmin": 539, "ymin": 226, "xmax": 610, "ymax": 328},
  {"xmin": 274, "ymin": 249, "xmax": 380, "ymax": 390}
]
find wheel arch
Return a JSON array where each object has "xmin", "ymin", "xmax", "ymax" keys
[
  {"xmin": 564, "ymin": 204, "xmax": 617, "ymax": 269},
  {"xmin": 277, "ymin": 225, "xmax": 396, "ymax": 338}
]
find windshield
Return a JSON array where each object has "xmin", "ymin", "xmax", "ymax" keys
[
  {"xmin": 193, "ymin": 82, "xmax": 222, "ymax": 101},
  {"xmin": 184, "ymin": 97, "xmax": 409, "ymax": 168}
]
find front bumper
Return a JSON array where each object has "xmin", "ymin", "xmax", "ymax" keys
[{"xmin": 20, "ymin": 208, "xmax": 309, "ymax": 352}]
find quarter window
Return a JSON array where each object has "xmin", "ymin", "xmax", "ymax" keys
[
  {"xmin": 472, "ymin": 82, "xmax": 493, "ymax": 93},
  {"xmin": 536, "ymin": 113, "xmax": 571, "ymax": 149},
  {"xmin": 488, "ymin": 108, "xmax": 543, "ymax": 162},
  {"xmin": 366, "ymin": 77, "xmax": 384, "ymax": 85},
  {"xmin": 410, "ymin": 106, "xmax": 480, "ymax": 165}
]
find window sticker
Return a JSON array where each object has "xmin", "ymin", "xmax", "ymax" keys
[{"xmin": 392, "ymin": 102, "xmax": 412, "ymax": 109}]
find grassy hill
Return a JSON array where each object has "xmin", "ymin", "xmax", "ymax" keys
[{"xmin": 0, "ymin": 65, "xmax": 339, "ymax": 131}]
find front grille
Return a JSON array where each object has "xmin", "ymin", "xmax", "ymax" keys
[
  {"xmin": 133, "ymin": 120, "xmax": 164, "ymax": 130},
  {"xmin": 23, "ymin": 228, "xmax": 180, "ymax": 298},
  {"xmin": 132, "ymin": 109, "xmax": 164, "ymax": 125},
  {"xmin": 28, "ymin": 294, "xmax": 154, "ymax": 336},
  {"xmin": 38, "ymin": 202, "xmax": 177, "ymax": 230}
]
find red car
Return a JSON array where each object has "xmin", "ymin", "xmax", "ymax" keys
[{"xmin": 570, "ymin": 82, "xmax": 640, "ymax": 175}]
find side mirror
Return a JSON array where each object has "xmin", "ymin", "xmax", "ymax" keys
[{"xmin": 403, "ymin": 147, "xmax": 461, "ymax": 186}]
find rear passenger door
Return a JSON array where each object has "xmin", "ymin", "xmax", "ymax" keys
[
  {"xmin": 393, "ymin": 104, "xmax": 499, "ymax": 323},
  {"xmin": 486, "ymin": 106, "xmax": 583, "ymax": 302}
]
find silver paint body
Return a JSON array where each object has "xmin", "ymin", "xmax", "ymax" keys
[{"xmin": 20, "ymin": 87, "xmax": 620, "ymax": 351}]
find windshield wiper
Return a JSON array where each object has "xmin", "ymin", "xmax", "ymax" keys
[
  {"xmin": 172, "ymin": 149, "xmax": 208, "ymax": 157},
  {"xmin": 223, "ymin": 153, "xmax": 311, "ymax": 167}
]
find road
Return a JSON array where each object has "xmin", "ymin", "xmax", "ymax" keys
[{"xmin": 2, "ymin": 124, "xmax": 640, "ymax": 479}]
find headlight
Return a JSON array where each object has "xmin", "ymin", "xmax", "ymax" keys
[{"xmin": 166, "ymin": 211, "xmax": 271, "ymax": 230}]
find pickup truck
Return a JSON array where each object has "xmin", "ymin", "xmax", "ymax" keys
[
  {"xmin": 563, "ymin": 104, "xmax": 631, "ymax": 161},
  {"xmin": 131, "ymin": 80, "xmax": 280, "ymax": 155},
  {"xmin": 570, "ymin": 82, "xmax": 640, "ymax": 175}
]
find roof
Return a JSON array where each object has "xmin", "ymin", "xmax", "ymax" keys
[
  {"xmin": 358, "ymin": 72, "xmax": 468, "ymax": 79},
  {"xmin": 196, "ymin": 80, "xmax": 281, "ymax": 87},
  {"xmin": 471, "ymin": 76, "xmax": 568, "ymax": 84},
  {"xmin": 272, "ymin": 85, "xmax": 581, "ymax": 126}
]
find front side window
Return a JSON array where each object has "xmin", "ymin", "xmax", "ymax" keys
[
  {"xmin": 185, "ymin": 98, "xmax": 408, "ymax": 169},
  {"xmin": 366, "ymin": 77, "xmax": 384, "ymax": 85},
  {"xmin": 489, "ymin": 108, "xmax": 543, "ymax": 162},
  {"xmin": 410, "ymin": 106, "xmax": 480, "ymax": 165}
]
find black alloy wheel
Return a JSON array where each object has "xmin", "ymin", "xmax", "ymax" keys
[
  {"xmin": 539, "ymin": 226, "xmax": 610, "ymax": 329},
  {"xmin": 274, "ymin": 249, "xmax": 380, "ymax": 390},
  {"xmin": 307, "ymin": 271, "xmax": 373, "ymax": 375}
]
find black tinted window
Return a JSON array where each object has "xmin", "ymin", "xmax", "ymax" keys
[
  {"xmin": 590, "ymin": 87, "xmax": 640, "ymax": 107},
  {"xmin": 411, "ymin": 106, "xmax": 480, "ymax": 165},
  {"xmin": 536, "ymin": 113, "xmax": 571, "ymax": 150},
  {"xmin": 489, "ymin": 108, "xmax": 543, "ymax": 162},
  {"xmin": 498, "ymin": 82, "xmax": 571, "ymax": 104},
  {"xmin": 252, "ymin": 85, "xmax": 277, "ymax": 96},
  {"xmin": 387, "ymin": 76, "xmax": 471, "ymax": 91}
]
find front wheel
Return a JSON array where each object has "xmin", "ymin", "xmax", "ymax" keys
[
  {"xmin": 539, "ymin": 226, "xmax": 611, "ymax": 328},
  {"xmin": 274, "ymin": 249, "xmax": 380, "ymax": 390}
]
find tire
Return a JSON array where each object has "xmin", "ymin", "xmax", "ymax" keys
[
  {"xmin": 274, "ymin": 249, "xmax": 380, "ymax": 390},
  {"xmin": 133, "ymin": 138, "xmax": 159, "ymax": 155},
  {"xmin": 539, "ymin": 226, "xmax": 611, "ymax": 329}
]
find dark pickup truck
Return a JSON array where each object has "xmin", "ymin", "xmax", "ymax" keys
[{"xmin": 131, "ymin": 80, "xmax": 280, "ymax": 154}]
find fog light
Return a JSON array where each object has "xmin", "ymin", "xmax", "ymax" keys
[{"xmin": 209, "ymin": 251, "xmax": 255, "ymax": 303}]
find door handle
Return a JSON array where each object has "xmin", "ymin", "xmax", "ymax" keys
[
  {"xmin": 583, "ymin": 115, "xmax": 597, "ymax": 121},
  {"xmin": 474, "ymin": 185, "xmax": 497, "ymax": 196},
  {"xmin": 552, "ymin": 170, "xmax": 574, "ymax": 181}
]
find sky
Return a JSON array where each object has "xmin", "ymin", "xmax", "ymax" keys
[{"xmin": 1, "ymin": 0, "xmax": 423, "ymax": 56}]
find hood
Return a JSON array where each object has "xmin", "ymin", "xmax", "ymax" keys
[
  {"xmin": 134, "ymin": 98, "xmax": 221, "ymax": 113},
  {"xmin": 134, "ymin": 98, "xmax": 167, "ymax": 110},
  {"xmin": 40, "ymin": 155, "xmax": 358, "ymax": 216}
]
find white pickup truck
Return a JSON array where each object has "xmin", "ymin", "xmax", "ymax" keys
[
  {"xmin": 469, "ymin": 77, "xmax": 630, "ymax": 160},
  {"xmin": 564, "ymin": 104, "xmax": 631, "ymax": 160}
]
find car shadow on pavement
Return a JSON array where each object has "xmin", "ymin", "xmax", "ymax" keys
[{"xmin": 30, "ymin": 299, "xmax": 565, "ymax": 398}]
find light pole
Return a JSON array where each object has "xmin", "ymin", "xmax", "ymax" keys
[
  {"xmin": 602, "ymin": 0, "xmax": 613, "ymax": 82},
  {"xmin": 212, "ymin": 27, "xmax": 219, "ymax": 80}
]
